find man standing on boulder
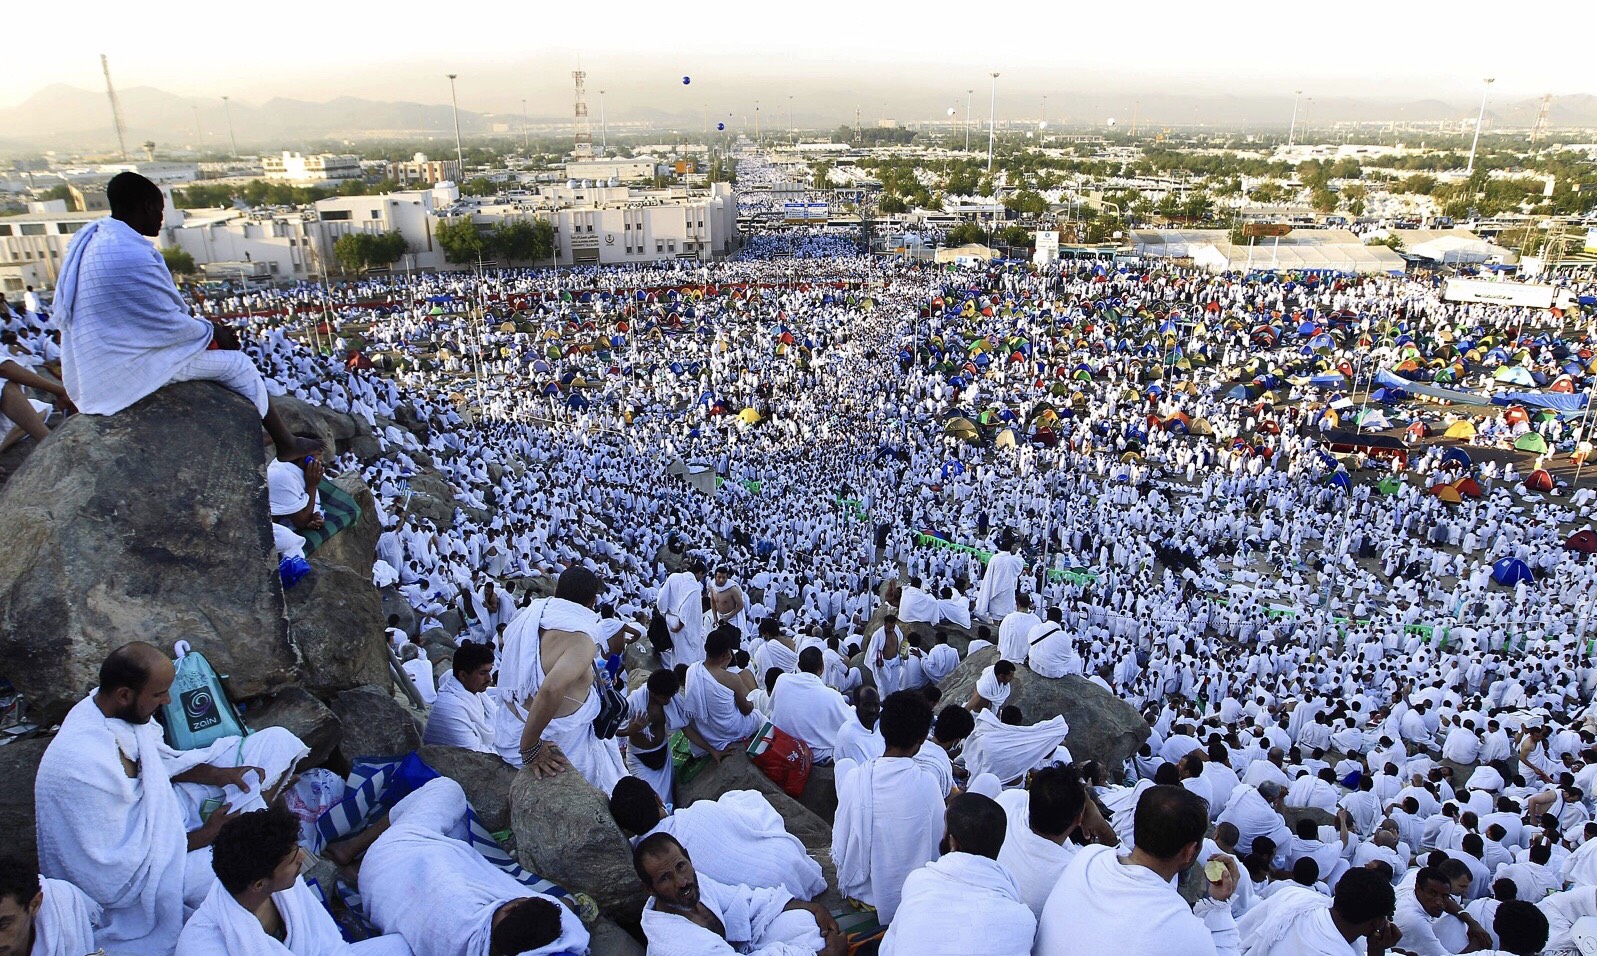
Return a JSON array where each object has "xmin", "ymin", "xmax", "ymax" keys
[
  {"xmin": 657, "ymin": 559, "xmax": 709, "ymax": 667},
  {"xmin": 51, "ymin": 171, "xmax": 314, "ymax": 461},
  {"xmin": 34, "ymin": 641, "xmax": 308, "ymax": 955},
  {"xmin": 496, "ymin": 565, "xmax": 629, "ymax": 793}
]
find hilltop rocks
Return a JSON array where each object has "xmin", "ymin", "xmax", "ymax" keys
[
  {"xmin": 0, "ymin": 383, "xmax": 298, "ymax": 724},
  {"xmin": 0, "ymin": 737, "xmax": 48, "ymax": 859},
  {"xmin": 330, "ymin": 685, "xmax": 421, "ymax": 762},
  {"xmin": 938, "ymin": 646, "xmax": 1149, "ymax": 773},
  {"xmin": 510, "ymin": 768, "xmax": 644, "ymax": 914},
  {"xmin": 418, "ymin": 745, "xmax": 519, "ymax": 832},
  {"xmin": 244, "ymin": 687, "xmax": 343, "ymax": 767}
]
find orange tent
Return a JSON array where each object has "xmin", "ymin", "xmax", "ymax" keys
[
  {"xmin": 1526, "ymin": 469, "xmax": 1555, "ymax": 492},
  {"xmin": 1504, "ymin": 406, "xmax": 1530, "ymax": 427},
  {"xmin": 1431, "ymin": 485, "xmax": 1463, "ymax": 504},
  {"xmin": 1453, "ymin": 477, "xmax": 1483, "ymax": 499}
]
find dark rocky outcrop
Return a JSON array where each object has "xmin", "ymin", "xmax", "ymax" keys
[
  {"xmin": 0, "ymin": 383, "xmax": 298, "ymax": 724},
  {"xmin": 244, "ymin": 687, "xmax": 343, "ymax": 767},
  {"xmin": 418, "ymin": 744, "xmax": 519, "ymax": 832},
  {"xmin": 285, "ymin": 558, "xmax": 391, "ymax": 698},
  {"xmin": 510, "ymin": 768, "xmax": 644, "ymax": 914},
  {"xmin": 0, "ymin": 736, "xmax": 48, "ymax": 858},
  {"xmin": 330, "ymin": 685, "xmax": 421, "ymax": 761},
  {"xmin": 938, "ymin": 646, "xmax": 1149, "ymax": 773}
]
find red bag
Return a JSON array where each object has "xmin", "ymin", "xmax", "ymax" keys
[{"xmin": 746, "ymin": 720, "xmax": 813, "ymax": 798}]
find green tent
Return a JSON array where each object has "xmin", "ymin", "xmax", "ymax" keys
[
  {"xmin": 1377, "ymin": 477, "xmax": 1402, "ymax": 495},
  {"xmin": 1514, "ymin": 432, "xmax": 1549, "ymax": 454},
  {"xmin": 944, "ymin": 416, "xmax": 984, "ymax": 446}
]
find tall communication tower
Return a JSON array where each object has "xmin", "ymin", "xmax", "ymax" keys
[
  {"xmin": 1531, "ymin": 94, "xmax": 1553, "ymax": 144},
  {"xmin": 854, "ymin": 105, "xmax": 862, "ymax": 142},
  {"xmin": 572, "ymin": 70, "xmax": 594, "ymax": 159},
  {"xmin": 101, "ymin": 54, "xmax": 129, "ymax": 160}
]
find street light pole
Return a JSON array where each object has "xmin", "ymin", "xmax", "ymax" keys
[
  {"xmin": 1466, "ymin": 77, "xmax": 1495, "ymax": 177},
  {"xmin": 1287, "ymin": 90, "xmax": 1302, "ymax": 147},
  {"xmin": 987, "ymin": 72, "xmax": 999, "ymax": 173},
  {"xmin": 965, "ymin": 89, "xmax": 973, "ymax": 152},
  {"xmin": 599, "ymin": 90, "xmax": 608, "ymax": 155},
  {"xmin": 221, "ymin": 95, "xmax": 238, "ymax": 159},
  {"xmin": 521, "ymin": 98, "xmax": 529, "ymax": 152},
  {"xmin": 447, "ymin": 73, "xmax": 465, "ymax": 177}
]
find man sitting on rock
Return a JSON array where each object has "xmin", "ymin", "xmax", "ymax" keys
[
  {"xmin": 682, "ymin": 626, "xmax": 764, "ymax": 759},
  {"xmin": 267, "ymin": 436, "xmax": 326, "ymax": 532},
  {"xmin": 52, "ymin": 172, "xmax": 315, "ymax": 461},
  {"xmin": 635, "ymin": 833, "xmax": 845, "ymax": 956},
  {"xmin": 769, "ymin": 647, "xmax": 853, "ymax": 764},
  {"xmin": 833, "ymin": 686, "xmax": 886, "ymax": 766},
  {"xmin": 424, "ymin": 639, "xmax": 500, "ymax": 753},
  {"xmin": 496, "ymin": 565, "xmax": 628, "ymax": 793},
  {"xmin": 0, "ymin": 854, "xmax": 101, "ymax": 956},
  {"xmin": 356, "ymin": 778, "xmax": 588, "ymax": 956},
  {"xmin": 178, "ymin": 804, "xmax": 411, "ymax": 955},
  {"xmin": 609, "ymin": 776, "xmax": 826, "ymax": 901},
  {"xmin": 34, "ymin": 641, "xmax": 308, "ymax": 955}
]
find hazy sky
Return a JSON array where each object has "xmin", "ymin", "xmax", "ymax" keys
[{"xmin": 7, "ymin": 0, "xmax": 1585, "ymax": 119}]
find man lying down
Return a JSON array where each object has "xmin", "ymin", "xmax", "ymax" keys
[{"xmin": 327, "ymin": 777, "xmax": 589, "ymax": 956}]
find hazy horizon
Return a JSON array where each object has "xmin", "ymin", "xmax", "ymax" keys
[{"xmin": 8, "ymin": 0, "xmax": 1593, "ymax": 128}]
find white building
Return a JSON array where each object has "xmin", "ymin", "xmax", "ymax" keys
[
  {"xmin": 388, "ymin": 153, "xmax": 460, "ymax": 186},
  {"xmin": 564, "ymin": 159, "xmax": 658, "ymax": 183},
  {"xmin": 263, "ymin": 151, "xmax": 363, "ymax": 184}
]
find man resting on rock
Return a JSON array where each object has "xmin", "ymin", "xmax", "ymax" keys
[
  {"xmin": 609, "ymin": 776, "xmax": 827, "ymax": 901},
  {"xmin": 34, "ymin": 641, "xmax": 308, "ymax": 956},
  {"xmin": 635, "ymin": 833, "xmax": 845, "ymax": 956},
  {"xmin": 51, "ymin": 171, "xmax": 315, "ymax": 461}
]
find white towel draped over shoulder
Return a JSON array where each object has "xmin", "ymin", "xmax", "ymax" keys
[
  {"xmin": 652, "ymin": 790, "xmax": 825, "ymax": 900},
  {"xmin": 831, "ymin": 756, "xmax": 944, "ymax": 923},
  {"xmin": 31, "ymin": 877, "xmax": 102, "ymax": 956},
  {"xmin": 55, "ymin": 217, "xmax": 216, "ymax": 415},
  {"xmin": 176, "ymin": 876, "xmax": 414, "ymax": 956},
  {"xmin": 961, "ymin": 711, "xmax": 1069, "ymax": 785},
  {"xmin": 35, "ymin": 694, "xmax": 217, "ymax": 955},
  {"xmin": 683, "ymin": 663, "xmax": 762, "ymax": 752},
  {"xmin": 1235, "ymin": 888, "xmax": 1352, "ymax": 956},
  {"xmin": 640, "ymin": 875, "xmax": 819, "ymax": 956},
  {"xmin": 896, "ymin": 587, "xmax": 940, "ymax": 626},
  {"xmin": 360, "ymin": 778, "xmax": 588, "ymax": 956},
  {"xmin": 879, "ymin": 852, "xmax": 1036, "ymax": 956},
  {"xmin": 426, "ymin": 673, "xmax": 498, "ymax": 753},
  {"xmin": 769, "ymin": 672, "xmax": 851, "ymax": 763}
]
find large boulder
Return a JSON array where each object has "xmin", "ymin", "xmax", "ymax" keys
[
  {"xmin": 268, "ymin": 394, "xmax": 363, "ymax": 459},
  {"xmin": 404, "ymin": 471, "xmax": 457, "ymax": 529},
  {"xmin": 330, "ymin": 685, "xmax": 420, "ymax": 762},
  {"xmin": 418, "ymin": 745, "xmax": 519, "ymax": 832},
  {"xmin": 938, "ymin": 647, "xmax": 1149, "ymax": 774},
  {"xmin": 244, "ymin": 687, "xmax": 342, "ymax": 767},
  {"xmin": 510, "ymin": 768, "xmax": 644, "ymax": 914},
  {"xmin": 0, "ymin": 383, "xmax": 298, "ymax": 724},
  {"xmin": 0, "ymin": 736, "xmax": 48, "ymax": 858},
  {"xmin": 676, "ymin": 753, "xmax": 833, "ymax": 857},
  {"xmin": 285, "ymin": 558, "xmax": 391, "ymax": 698},
  {"xmin": 380, "ymin": 587, "xmax": 416, "ymax": 637},
  {"xmin": 306, "ymin": 476, "xmax": 380, "ymax": 582}
]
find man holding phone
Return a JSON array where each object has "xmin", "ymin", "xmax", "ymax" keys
[{"xmin": 268, "ymin": 437, "xmax": 326, "ymax": 532}]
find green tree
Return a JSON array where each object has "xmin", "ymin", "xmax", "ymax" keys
[
  {"xmin": 493, "ymin": 219, "xmax": 554, "ymax": 263},
  {"xmin": 945, "ymin": 221, "xmax": 989, "ymax": 246},
  {"xmin": 1180, "ymin": 193, "xmax": 1214, "ymax": 221},
  {"xmin": 459, "ymin": 177, "xmax": 498, "ymax": 197},
  {"xmin": 160, "ymin": 246, "xmax": 195, "ymax": 275},
  {"xmin": 1310, "ymin": 188, "xmax": 1338, "ymax": 214},
  {"xmin": 878, "ymin": 194, "xmax": 908, "ymax": 214},
  {"xmin": 811, "ymin": 161, "xmax": 832, "ymax": 190},
  {"xmin": 1002, "ymin": 190, "xmax": 1048, "ymax": 215},
  {"xmin": 332, "ymin": 231, "xmax": 408, "ymax": 273},
  {"xmin": 38, "ymin": 184, "xmax": 73, "ymax": 203},
  {"xmin": 435, "ymin": 217, "xmax": 491, "ymax": 263}
]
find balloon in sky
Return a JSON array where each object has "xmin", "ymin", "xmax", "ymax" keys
[
  {"xmin": 1107, "ymin": 117, "xmax": 1117, "ymax": 126},
  {"xmin": 717, "ymin": 122, "xmax": 725, "ymax": 131},
  {"xmin": 946, "ymin": 107, "xmax": 956, "ymax": 117},
  {"xmin": 682, "ymin": 76, "xmax": 691, "ymax": 85}
]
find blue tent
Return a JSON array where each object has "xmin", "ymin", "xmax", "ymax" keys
[
  {"xmin": 1328, "ymin": 471, "xmax": 1352, "ymax": 489},
  {"xmin": 1491, "ymin": 557, "xmax": 1535, "ymax": 586},
  {"xmin": 1310, "ymin": 372, "xmax": 1347, "ymax": 389},
  {"xmin": 566, "ymin": 393, "xmax": 590, "ymax": 410},
  {"xmin": 1441, "ymin": 447, "xmax": 1473, "ymax": 468}
]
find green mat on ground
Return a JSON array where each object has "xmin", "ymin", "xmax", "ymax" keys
[
  {"xmin": 670, "ymin": 730, "xmax": 712, "ymax": 784},
  {"xmin": 299, "ymin": 480, "xmax": 362, "ymax": 555}
]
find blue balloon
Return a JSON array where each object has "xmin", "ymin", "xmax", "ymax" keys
[
  {"xmin": 682, "ymin": 76, "xmax": 691, "ymax": 85},
  {"xmin": 717, "ymin": 122, "xmax": 725, "ymax": 131}
]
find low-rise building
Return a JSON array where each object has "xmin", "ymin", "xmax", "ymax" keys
[
  {"xmin": 263, "ymin": 151, "xmax": 362, "ymax": 184},
  {"xmin": 387, "ymin": 153, "xmax": 461, "ymax": 186}
]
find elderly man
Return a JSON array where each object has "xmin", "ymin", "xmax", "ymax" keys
[
  {"xmin": 52, "ymin": 171, "xmax": 313, "ymax": 460},
  {"xmin": 1036, "ymin": 786, "xmax": 1241, "ymax": 955},
  {"xmin": 423, "ymin": 639, "xmax": 499, "ymax": 753},
  {"xmin": 610, "ymin": 776, "xmax": 826, "ymax": 901},
  {"xmin": 635, "ymin": 833, "xmax": 844, "ymax": 956},
  {"xmin": 34, "ymin": 642, "xmax": 307, "ymax": 955},
  {"xmin": 880, "ymin": 793, "xmax": 1036, "ymax": 956},
  {"xmin": 0, "ymin": 855, "xmax": 100, "ymax": 956},
  {"xmin": 495, "ymin": 565, "xmax": 629, "ymax": 793}
]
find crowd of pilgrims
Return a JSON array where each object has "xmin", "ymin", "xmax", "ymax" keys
[{"xmin": 12, "ymin": 185, "xmax": 1597, "ymax": 955}]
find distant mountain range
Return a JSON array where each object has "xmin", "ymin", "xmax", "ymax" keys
[{"xmin": 3, "ymin": 83, "xmax": 1595, "ymax": 155}]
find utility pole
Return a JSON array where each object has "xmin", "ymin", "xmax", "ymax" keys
[
  {"xmin": 1287, "ymin": 90, "xmax": 1302, "ymax": 147},
  {"xmin": 599, "ymin": 90, "xmax": 608, "ymax": 155},
  {"xmin": 521, "ymin": 98, "xmax": 529, "ymax": 152},
  {"xmin": 100, "ymin": 54, "xmax": 129, "ymax": 161},
  {"xmin": 221, "ymin": 95, "xmax": 238, "ymax": 159},
  {"xmin": 965, "ymin": 89, "xmax": 973, "ymax": 152},
  {"xmin": 1466, "ymin": 78, "xmax": 1495, "ymax": 177},
  {"xmin": 447, "ymin": 74, "xmax": 465, "ymax": 176},
  {"xmin": 788, "ymin": 94, "xmax": 794, "ymax": 135},
  {"xmin": 987, "ymin": 72, "xmax": 999, "ymax": 173}
]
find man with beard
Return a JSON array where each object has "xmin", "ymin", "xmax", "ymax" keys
[
  {"xmin": 34, "ymin": 642, "xmax": 308, "ymax": 955},
  {"xmin": 635, "ymin": 833, "xmax": 844, "ymax": 956}
]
